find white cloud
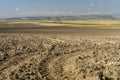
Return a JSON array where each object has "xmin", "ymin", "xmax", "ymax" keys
[
  {"xmin": 15, "ymin": 8, "xmax": 20, "ymax": 12},
  {"xmin": 16, "ymin": 10, "xmax": 73, "ymax": 16},
  {"xmin": 88, "ymin": 3, "xmax": 96, "ymax": 11},
  {"xmin": 90, "ymin": 3, "xmax": 95, "ymax": 7}
]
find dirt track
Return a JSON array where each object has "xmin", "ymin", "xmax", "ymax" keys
[{"xmin": 0, "ymin": 27, "xmax": 120, "ymax": 80}]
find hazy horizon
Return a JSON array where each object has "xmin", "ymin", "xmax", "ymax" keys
[{"xmin": 0, "ymin": 0, "xmax": 120, "ymax": 17}]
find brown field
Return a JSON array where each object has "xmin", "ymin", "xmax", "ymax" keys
[
  {"xmin": 1, "ymin": 26, "xmax": 120, "ymax": 36},
  {"xmin": 0, "ymin": 22, "xmax": 120, "ymax": 80}
]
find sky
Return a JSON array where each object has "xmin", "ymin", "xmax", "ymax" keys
[{"xmin": 0, "ymin": 0, "xmax": 120, "ymax": 17}]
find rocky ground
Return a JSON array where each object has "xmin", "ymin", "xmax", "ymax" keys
[{"xmin": 0, "ymin": 33, "xmax": 119, "ymax": 80}]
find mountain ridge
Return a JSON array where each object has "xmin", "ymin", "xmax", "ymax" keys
[{"xmin": 1, "ymin": 15, "xmax": 119, "ymax": 21}]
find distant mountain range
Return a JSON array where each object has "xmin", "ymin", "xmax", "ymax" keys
[
  {"xmin": 1, "ymin": 15, "xmax": 119, "ymax": 21},
  {"xmin": 112, "ymin": 13, "xmax": 120, "ymax": 18}
]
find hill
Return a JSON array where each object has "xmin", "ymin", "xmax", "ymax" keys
[{"xmin": 4, "ymin": 15, "xmax": 117, "ymax": 21}]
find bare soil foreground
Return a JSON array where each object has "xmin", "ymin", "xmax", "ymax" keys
[{"xmin": 0, "ymin": 27, "xmax": 120, "ymax": 80}]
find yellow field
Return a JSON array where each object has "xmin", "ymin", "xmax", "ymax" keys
[{"xmin": 8, "ymin": 19, "xmax": 120, "ymax": 29}]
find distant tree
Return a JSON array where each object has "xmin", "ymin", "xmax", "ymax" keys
[{"xmin": 54, "ymin": 18, "xmax": 62, "ymax": 23}]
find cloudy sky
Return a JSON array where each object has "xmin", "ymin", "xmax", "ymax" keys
[{"xmin": 0, "ymin": 0, "xmax": 120, "ymax": 17}]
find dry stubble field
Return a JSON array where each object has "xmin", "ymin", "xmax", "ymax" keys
[{"xmin": 0, "ymin": 24, "xmax": 120, "ymax": 80}]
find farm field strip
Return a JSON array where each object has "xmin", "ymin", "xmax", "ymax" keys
[{"xmin": 0, "ymin": 19, "xmax": 120, "ymax": 29}]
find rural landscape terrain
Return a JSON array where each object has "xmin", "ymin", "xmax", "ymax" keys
[{"xmin": 0, "ymin": 16, "xmax": 120, "ymax": 80}]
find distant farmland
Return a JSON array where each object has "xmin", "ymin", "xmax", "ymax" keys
[{"xmin": 0, "ymin": 19, "xmax": 120, "ymax": 29}]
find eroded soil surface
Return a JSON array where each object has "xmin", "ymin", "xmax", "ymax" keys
[{"xmin": 0, "ymin": 28, "xmax": 120, "ymax": 80}]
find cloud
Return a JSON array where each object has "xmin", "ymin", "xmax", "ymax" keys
[
  {"xmin": 15, "ymin": 8, "xmax": 20, "ymax": 12},
  {"xmin": 89, "ymin": 3, "xmax": 95, "ymax": 7},
  {"xmin": 16, "ymin": 10, "xmax": 73, "ymax": 16},
  {"xmin": 88, "ymin": 3, "xmax": 96, "ymax": 11}
]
